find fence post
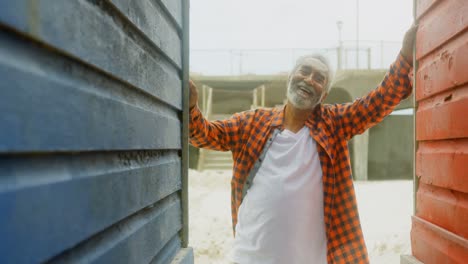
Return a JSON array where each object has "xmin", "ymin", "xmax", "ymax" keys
[
  {"xmin": 202, "ymin": 85, "xmax": 207, "ymax": 114},
  {"xmin": 252, "ymin": 88, "xmax": 258, "ymax": 109},
  {"xmin": 261, "ymin": 85, "xmax": 266, "ymax": 107},
  {"xmin": 206, "ymin": 87, "xmax": 213, "ymax": 120}
]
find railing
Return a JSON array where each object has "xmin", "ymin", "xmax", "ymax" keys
[{"xmin": 190, "ymin": 40, "xmax": 402, "ymax": 76}]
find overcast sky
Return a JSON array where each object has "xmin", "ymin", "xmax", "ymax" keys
[{"xmin": 189, "ymin": 0, "xmax": 414, "ymax": 74}]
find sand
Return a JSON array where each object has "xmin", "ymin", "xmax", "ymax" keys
[{"xmin": 188, "ymin": 169, "xmax": 413, "ymax": 263}]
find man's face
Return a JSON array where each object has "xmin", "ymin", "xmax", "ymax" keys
[{"xmin": 287, "ymin": 58, "xmax": 328, "ymax": 110}]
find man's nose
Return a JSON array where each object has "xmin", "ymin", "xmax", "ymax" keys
[
  {"xmin": 303, "ymin": 75, "xmax": 316, "ymax": 86},
  {"xmin": 303, "ymin": 75, "xmax": 323, "ymax": 93}
]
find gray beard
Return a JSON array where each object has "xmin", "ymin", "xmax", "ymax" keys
[{"xmin": 286, "ymin": 81, "xmax": 322, "ymax": 110}]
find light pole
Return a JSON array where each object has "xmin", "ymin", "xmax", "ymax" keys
[
  {"xmin": 356, "ymin": 0, "xmax": 360, "ymax": 69},
  {"xmin": 337, "ymin": 20, "xmax": 343, "ymax": 70}
]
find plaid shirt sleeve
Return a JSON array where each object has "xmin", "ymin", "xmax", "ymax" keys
[
  {"xmin": 189, "ymin": 105, "xmax": 246, "ymax": 151},
  {"xmin": 332, "ymin": 53, "xmax": 412, "ymax": 140}
]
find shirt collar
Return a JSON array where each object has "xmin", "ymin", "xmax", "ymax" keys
[
  {"xmin": 270, "ymin": 105, "xmax": 285, "ymax": 128},
  {"xmin": 270, "ymin": 104, "xmax": 322, "ymax": 129}
]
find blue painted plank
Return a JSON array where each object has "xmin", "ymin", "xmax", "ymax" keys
[
  {"xmin": 0, "ymin": 0, "xmax": 182, "ymax": 109},
  {"xmin": 109, "ymin": 0, "xmax": 181, "ymax": 67},
  {"xmin": 150, "ymin": 235, "xmax": 182, "ymax": 264},
  {"xmin": 160, "ymin": 0, "xmax": 183, "ymax": 28},
  {"xmin": 48, "ymin": 194, "xmax": 183, "ymax": 264},
  {"xmin": 0, "ymin": 31, "xmax": 180, "ymax": 152},
  {"xmin": 0, "ymin": 153, "xmax": 181, "ymax": 264},
  {"xmin": 0, "ymin": 2, "xmax": 29, "ymax": 32}
]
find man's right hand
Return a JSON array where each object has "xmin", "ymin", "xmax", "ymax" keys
[
  {"xmin": 401, "ymin": 23, "xmax": 418, "ymax": 65},
  {"xmin": 189, "ymin": 79, "xmax": 198, "ymax": 109}
]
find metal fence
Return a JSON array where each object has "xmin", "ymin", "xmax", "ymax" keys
[{"xmin": 190, "ymin": 40, "xmax": 402, "ymax": 76}]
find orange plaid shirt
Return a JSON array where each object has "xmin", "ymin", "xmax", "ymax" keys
[{"xmin": 189, "ymin": 54, "xmax": 412, "ymax": 263}]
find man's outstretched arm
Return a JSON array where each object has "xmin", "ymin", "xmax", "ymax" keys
[
  {"xmin": 188, "ymin": 80, "xmax": 244, "ymax": 151},
  {"xmin": 332, "ymin": 24, "xmax": 417, "ymax": 140}
]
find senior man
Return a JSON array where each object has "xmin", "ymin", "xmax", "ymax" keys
[{"xmin": 189, "ymin": 25, "xmax": 417, "ymax": 264}]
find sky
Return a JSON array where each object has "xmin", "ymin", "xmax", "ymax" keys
[{"xmin": 190, "ymin": 0, "xmax": 414, "ymax": 74}]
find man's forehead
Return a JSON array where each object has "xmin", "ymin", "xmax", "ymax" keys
[{"xmin": 297, "ymin": 58, "xmax": 329, "ymax": 73}]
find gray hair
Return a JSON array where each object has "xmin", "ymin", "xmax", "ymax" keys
[{"xmin": 289, "ymin": 54, "xmax": 335, "ymax": 93}]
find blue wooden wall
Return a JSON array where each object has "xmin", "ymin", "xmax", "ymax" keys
[{"xmin": 0, "ymin": 0, "xmax": 192, "ymax": 263}]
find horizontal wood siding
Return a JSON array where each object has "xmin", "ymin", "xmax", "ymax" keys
[
  {"xmin": 0, "ymin": 0, "xmax": 191, "ymax": 263},
  {"xmin": 413, "ymin": 0, "xmax": 468, "ymax": 262}
]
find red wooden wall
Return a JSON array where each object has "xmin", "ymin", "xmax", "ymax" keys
[{"xmin": 412, "ymin": 0, "xmax": 468, "ymax": 263}]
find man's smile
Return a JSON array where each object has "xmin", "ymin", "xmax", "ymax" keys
[{"xmin": 296, "ymin": 83, "xmax": 314, "ymax": 97}]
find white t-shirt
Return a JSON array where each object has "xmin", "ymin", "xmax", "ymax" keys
[{"xmin": 230, "ymin": 126, "xmax": 327, "ymax": 264}]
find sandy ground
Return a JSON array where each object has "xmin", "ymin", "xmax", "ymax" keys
[{"xmin": 188, "ymin": 169, "xmax": 413, "ymax": 263}]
